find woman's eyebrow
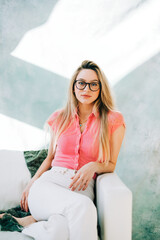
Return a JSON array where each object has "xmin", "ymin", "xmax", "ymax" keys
[{"xmin": 76, "ymin": 78, "xmax": 99, "ymax": 82}]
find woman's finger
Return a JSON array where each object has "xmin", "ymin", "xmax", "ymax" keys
[
  {"xmin": 21, "ymin": 194, "xmax": 25, "ymax": 210},
  {"xmin": 23, "ymin": 200, "xmax": 26, "ymax": 212},
  {"xmin": 21, "ymin": 199, "xmax": 25, "ymax": 210},
  {"xmin": 71, "ymin": 176, "xmax": 86, "ymax": 191},
  {"xmin": 69, "ymin": 173, "xmax": 81, "ymax": 189},
  {"xmin": 24, "ymin": 197, "xmax": 28, "ymax": 212},
  {"xmin": 82, "ymin": 179, "xmax": 90, "ymax": 191},
  {"xmin": 78, "ymin": 178, "xmax": 88, "ymax": 191},
  {"xmin": 70, "ymin": 178, "xmax": 81, "ymax": 191},
  {"xmin": 78, "ymin": 177, "xmax": 91, "ymax": 191}
]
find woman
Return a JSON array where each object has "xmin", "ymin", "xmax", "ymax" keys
[{"xmin": 1, "ymin": 60, "xmax": 125, "ymax": 240}]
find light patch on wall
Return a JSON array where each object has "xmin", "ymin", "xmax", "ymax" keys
[
  {"xmin": 11, "ymin": 0, "xmax": 160, "ymax": 85},
  {"xmin": 0, "ymin": 114, "xmax": 49, "ymax": 151}
]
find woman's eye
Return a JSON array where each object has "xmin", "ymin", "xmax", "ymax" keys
[
  {"xmin": 91, "ymin": 83, "xmax": 98, "ymax": 87},
  {"xmin": 79, "ymin": 81, "xmax": 85, "ymax": 85}
]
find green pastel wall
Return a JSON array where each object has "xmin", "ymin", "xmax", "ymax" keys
[
  {"xmin": 115, "ymin": 53, "xmax": 160, "ymax": 240},
  {"xmin": 0, "ymin": 0, "xmax": 68, "ymax": 128}
]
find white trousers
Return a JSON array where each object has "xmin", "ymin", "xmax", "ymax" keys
[{"xmin": 22, "ymin": 167, "xmax": 98, "ymax": 240}]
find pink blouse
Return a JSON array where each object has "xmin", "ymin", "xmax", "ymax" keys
[{"xmin": 47, "ymin": 109, "xmax": 126, "ymax": 171}]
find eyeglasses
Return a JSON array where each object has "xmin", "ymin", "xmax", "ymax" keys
[{"xmin": 74, "ymin": 80, "xmax": 100, "ymax": 92}]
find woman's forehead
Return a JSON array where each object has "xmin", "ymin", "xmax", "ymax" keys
[{"xmin": 77, "ymin": 69, "xmax": 98, "ymax": 81}]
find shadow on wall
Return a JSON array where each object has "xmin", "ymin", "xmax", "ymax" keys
[
  {"xmin": 0, "ymin": 0, "xmax": 68, "ymax": 128},
  {"xmin": 1, "ymin": 57, "xmax": 68, "ymax": 128},
  {"xmin": 114, "ymin": 52, "xmax": 160, "ymax": 240}
]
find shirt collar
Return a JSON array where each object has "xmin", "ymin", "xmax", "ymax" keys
[{"xmin": 73, "ymin": 106, "xmax": 99, "ymax": 119}]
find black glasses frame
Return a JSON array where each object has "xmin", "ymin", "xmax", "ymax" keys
[{"xmin": 74, "ymin": 80, "xmax": 101, "ymax": 92}]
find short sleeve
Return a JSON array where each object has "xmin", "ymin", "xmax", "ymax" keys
[
  {"xmin": 47, "ymin": 110, "xmax": 60, "ymax": 131},
  {"xmin": 108, "ymin": 111, "xmax": 126, "ymax": 135}
]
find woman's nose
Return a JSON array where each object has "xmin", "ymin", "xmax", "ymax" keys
[{"xmin": 84, "ymin": 83, "xmax": 90, "ymax": 91}]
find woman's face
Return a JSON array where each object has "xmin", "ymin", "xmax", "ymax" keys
[{"xmin": 74, "ymin": 69, "xmax": 100, "ymax": 106}]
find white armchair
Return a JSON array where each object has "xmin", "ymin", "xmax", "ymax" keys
[
  {"xmin": 96, "ymin": 173, "xmax": 132, "ymax": 240},
  {"xmin": 0, "ymin": 150, "xmax": 132, "ymax": 240}
]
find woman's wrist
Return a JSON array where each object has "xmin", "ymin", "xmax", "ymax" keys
[
  {"xmin": 32, "ymin": 175, "xmax": 38, "ymax": 182},
  {"xmin": 92, "ymin": 161, "xmax": 115, "ymax": 174},
  {"xmin": 91, "ymin": 162, "xmax": 101, "ymax": 174}
]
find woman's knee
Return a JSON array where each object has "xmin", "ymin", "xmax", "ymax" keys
[{"xmin": 28, "ymin": 181, "xmax": 49, "ymax": 220}]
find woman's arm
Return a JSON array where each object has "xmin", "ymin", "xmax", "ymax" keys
[
  {"xmin": 69, "ymin": 125, "xmax": 125, "ymax": 191},
  {"xmin": 21, "ymin": 130, "xmax": 55, "ymax": 212},
  {"xmin": 32, "ymin": 133, "xmax": 55, "ymax": 181},
  {"xmin": 94, "ymin": 125, "xmax": 125, "ymax": 174}
]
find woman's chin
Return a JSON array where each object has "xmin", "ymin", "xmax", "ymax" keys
[{"xmin": 79, "ymin": 100, "xmax": 93, "ymax": 105}]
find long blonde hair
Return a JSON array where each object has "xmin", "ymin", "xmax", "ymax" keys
[{"xmin": 48, "ymin": 60, "xmax": 116, "ymax": 164}]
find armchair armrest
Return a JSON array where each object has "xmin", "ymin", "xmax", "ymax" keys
[{"xmin": 96, "ymin": 172, "xmax": 132, "ymax": 240}]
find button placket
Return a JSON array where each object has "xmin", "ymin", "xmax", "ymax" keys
[{"xmin": 74, "ymin": 119, "xmax": 82, "ymax": 169}]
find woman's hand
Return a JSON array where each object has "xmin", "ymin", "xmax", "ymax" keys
[
  {"xmin": 69, "ymin": 162, "xmax": 96, "ymax": 191},
  {"xmin": 20, "ymin": 178, "xmax": 35, "ymax": 212}
]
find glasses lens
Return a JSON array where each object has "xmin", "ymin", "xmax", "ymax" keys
[
  {"xmin": 76, "ymin": 81, "xmax": 86, "ymax": 89},
  {"xmin": 90, "ymin": 82, "xmax": 99, "ymax": 91},
  {"xmin": 75, "ymin": 80, "xmax": 100, "ymax": 91}
]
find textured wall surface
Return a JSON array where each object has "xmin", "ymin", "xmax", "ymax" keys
[
  {"xmin": 115, "ymin": 53, "xmax": 160, "ymax": 240},
  {"xmin": 0, "ymin": 0, "xmax": 68, "ymax": 128}
]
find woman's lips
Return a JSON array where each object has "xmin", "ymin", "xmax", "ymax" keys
[{"xmin": 81, "ymin": 94, "xmax": 91, "ymax": 97}]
